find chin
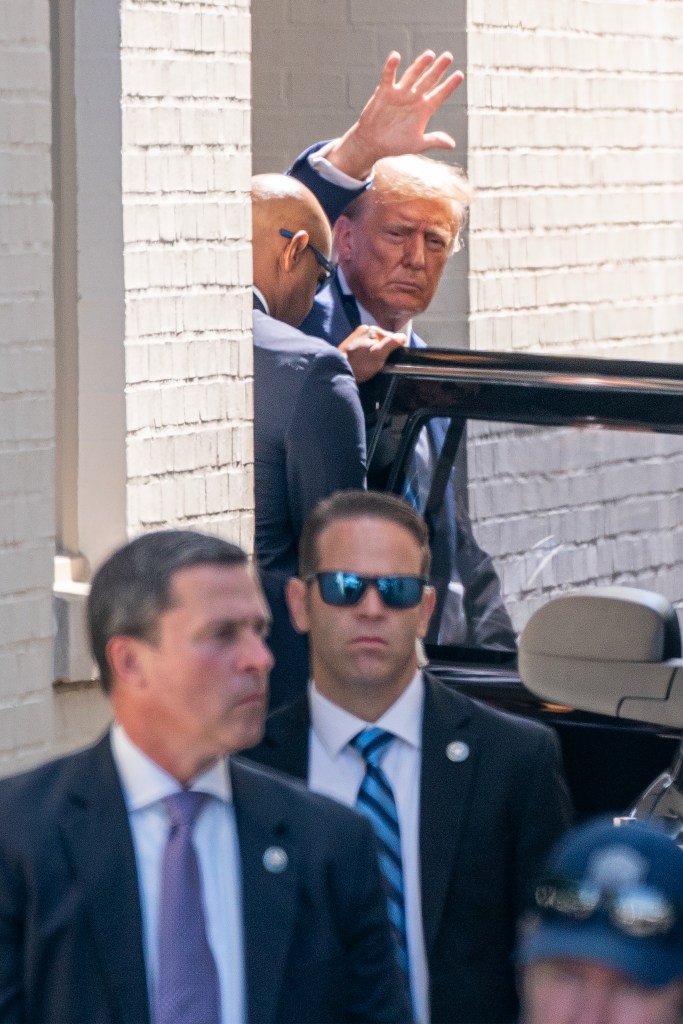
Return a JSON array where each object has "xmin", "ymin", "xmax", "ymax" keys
[
  {"xmin": 386, "ymin": 297, "xmax": 429, "ymax": 320},
  {"xmin": 237, "ymin": 718, "xmax": 266, "ymax": 753}
]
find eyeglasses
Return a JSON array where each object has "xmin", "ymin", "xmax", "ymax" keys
[
  {"xmin": 534, "ymin": 876, "xmax": 680, "ymax": 938},
  {"xmin": 305, "ymin": 572, "xmax": 429, "ymax": 610},
  {"xmin": 279, "ymin": 229, "xmax": 334, "ymax": 292}
]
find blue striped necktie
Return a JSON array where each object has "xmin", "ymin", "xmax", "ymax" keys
[{"xmin": 350, "ymin": 728, "xmax": 410, "ymax": 985}]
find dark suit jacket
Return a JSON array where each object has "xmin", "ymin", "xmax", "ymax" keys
[
  {"xmin": 245, "ymin": 673, "xmax": 573, "ymax": 1024},
  {"xmin": 0, "ymin": 734, "xmax": 412, "ymax": 1024},
  {"xmin": 299, "ymin": 275, "xmax": 516, "ymax": 653},
  {"xmin": 254, "ymin": 306, "xmax": 365, "ymax": 577},
  {"xmin": 253, "ymin": 305, "xmax": 366, "ymax": 709},
  {"xmin": 286, "ymin": 141, "xmax": 369, "ymax": 223}
]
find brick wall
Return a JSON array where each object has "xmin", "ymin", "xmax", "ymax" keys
[
  {"xmin": 1, "ymin": 0, "xmax": 256, "ymax": 771},
  {"xmin": 0, "ymin": 0, "xmax": 56, "ymax": 769},
  {"xmin": 251, "ymin": 0, "xmax": 470, "ymax": 347},
  {"xmin": 467, "ymin": 0, "xmax": 683, "ymax": 359},
  {"xmin": 121, "ymin": 0, "xmax": 254, "ymax": 550}
]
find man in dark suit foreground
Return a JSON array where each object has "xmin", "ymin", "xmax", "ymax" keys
[
  {"xmin": 246, "ymin": 490, "xmax": 572, "ymax": 1024},
  {"xmin": 0, "ymin": 530, "xmax": 411, "ymax": 1023}
]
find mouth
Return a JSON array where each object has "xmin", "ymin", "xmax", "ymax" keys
[
  {"xmin": 390, "ymin": 280, "xmax": 423, "ymax": 292},
  {"xmin": 234, "ymin": 691, "xmax": 267, "ymax": 708},
  {"xmin": 351, "ymin": 636, "xmax": 388, "ymax": 648}
]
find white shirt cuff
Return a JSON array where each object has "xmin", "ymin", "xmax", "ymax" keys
[{"xmin": 307, "ymin": 140, "xmax": 371, "ymax": 190}]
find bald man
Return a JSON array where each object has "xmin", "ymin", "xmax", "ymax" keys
[{"xmin": 252, "ymin": 175, "xmax": 404, "ymax": 707}]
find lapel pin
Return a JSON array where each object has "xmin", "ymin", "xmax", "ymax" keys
[
  {"xmin": 446, "ymin": 740, "xmax": 469, "ymax": 763},
  {"xmin": 263, "ymin": 846, "xmax": 288, "ymax": 873}
]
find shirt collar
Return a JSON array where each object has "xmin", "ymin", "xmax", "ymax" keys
[
  {"xmin": 309, "ymin": 671, "xmax": 424, "ymax": 759},
  {"xmin": 252, "ymin": 286, "xmax": 270, "ymax": 315},
  {"xmin": 110, "ymin": 722, "xmax": 232, "ymax": 812},
  {"xmin": 336, "ymin": 267, "xmax": 413, "ymax": 339}
]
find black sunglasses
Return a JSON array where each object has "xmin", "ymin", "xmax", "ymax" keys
[
  {"xmin": 535, "ymin": 876, "xmax": 680, "ymax": 938},
  {"xmin": 305, "ymin": 572, "xmax": 429, "ymax": 610},
  {"xmin": 279, "ymin": 228, "xmax": 334, "ymax": 291}
]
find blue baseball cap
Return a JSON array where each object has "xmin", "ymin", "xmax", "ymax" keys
[{"xmin": 517, "ymin": 817, "xmax": 683, "ymax": 987}]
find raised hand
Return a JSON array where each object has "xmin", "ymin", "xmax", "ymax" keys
[{"xmin": 326, "ymin": 50, "xmax": 464, "ymax": 179}]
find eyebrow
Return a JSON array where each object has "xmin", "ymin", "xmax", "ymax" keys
[
  {"xmin": 196, "ymin": 614, "xmax": 272, "ymax": 637},
  {"xmin": 384, "ymin": 220, "xmax": 452, "ymax": 239}
]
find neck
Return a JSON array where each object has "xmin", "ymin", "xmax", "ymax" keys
[
  {"xmin": 375, "ymin": 310, "xmax": 411, "ymax": 334},
  {"xmin": 114, "ymin": 714, "xmax": 221, "ymax": 787},
  {"xmin": 312, "ymin": 664, "xmax": 417, "ymax": 723}
]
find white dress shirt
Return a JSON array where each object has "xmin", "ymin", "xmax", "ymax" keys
[
  {"xmin": 308, "ymin": 139, "xmax": 372, "ymax": 190},
  {"xmin": 252, "ymin": 285, "xmax": 270, "ymax": 314},
  {"xmin": 309, "ymin": 673, "xmax": 430, "ymax": 1024},
  {"xmin": 110, "ymin": 724, "xmax": 246, "ymax": 1024}
]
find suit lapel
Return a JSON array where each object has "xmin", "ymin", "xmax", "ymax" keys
[
  {"xmin": 419, "ymin": 674, "xmax": 479, "ymax": 956},
  {"xmin": 232, "ymin": 758, "xmax": 302, "ymax": 1024},
  {"xmin": 58, "ymin": 735, "xmax": 150, "ymax": 1024},
  {"xmin": 333, "ymin": 276, "xmax": 361, "ymax": 331}
]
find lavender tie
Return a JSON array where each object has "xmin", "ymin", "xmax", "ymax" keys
[{"xmin": 155, "ymin": 791, "xmax": 221, "ymax": 1024}]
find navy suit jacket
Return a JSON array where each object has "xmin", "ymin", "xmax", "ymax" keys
[
  {"xmin": 253, "ymin": 305, "xmax": 366, "ymax": 707},
  {"xmin": 0, "ymin": 734, "xmax": 412, "ymax": 1024},
  {"xmin": 253, "ymin": 306, "xmax": 365, "ymax": 576},
  {"xmin": 245, "ymin": 673, "xmax": 573, "ymax": 1024},
  {"xmin": 287, "ymin": 144, "xmax": 516, "ymax": 651},
  {"xmin": 286, "ymin": 142, "xmax": 369, "ymax": 224},
  {"xmin": 299, "ymin": 276, "xmax": 516, "ymax": 651}
]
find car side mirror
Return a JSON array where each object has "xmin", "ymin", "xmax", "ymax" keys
[{"xmin": 519, "ymin": 587, "xmax": 683, "ymax": 727}]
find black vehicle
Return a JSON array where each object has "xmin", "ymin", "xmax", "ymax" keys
[{"xmin": 371, "ymin": 347, "xmax": 683, "ymax": 822}]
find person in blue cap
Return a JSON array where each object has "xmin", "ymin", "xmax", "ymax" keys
[{"xmin": 517, "ymin": 817, "xmax": 683, "ymax": 1024}]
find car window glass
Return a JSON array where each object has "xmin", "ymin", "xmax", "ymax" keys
[{"xmin": 386, "ymin": 414, "xmax": 683, "ymax": 660}]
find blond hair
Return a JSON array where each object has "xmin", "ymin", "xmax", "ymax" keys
[{"xmin": 343, "ymin": 155, "xmax": 472, "ymax": 251}]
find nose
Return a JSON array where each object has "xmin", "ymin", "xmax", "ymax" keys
[
  {"xmin": 241, "ymin": 632, "xmax": 275, "ymax": 675},
  {"xmin": 355, "ymin": 583, "xmax": 386, "ymax": 617},
  {"xmin": 572, "ymin": 970, "xmax": 621, "ymax": 1024},
  {"xmin": 402, "ymin": 232, "xmax": 426, "ymax": 268},
  {"xmin": 574, "ymin": 995, "xmax": 612, "ymax": 1024}
]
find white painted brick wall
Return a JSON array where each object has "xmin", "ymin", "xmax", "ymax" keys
[
  {"xmin": 0, "ymin": 0, "xmax": 56, "ymax": 770},
  {"xmin": 251, "ymin": 0, "xmax": 470, "ymax": 347},
  {"xmin": 467, "ymin": 0, "xmax": 683, "ymax": 360},
  {"xmin": 121, "ymin": 0, "xmax": 254, "ymax": 551}
]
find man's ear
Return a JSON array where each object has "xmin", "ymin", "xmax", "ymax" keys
[
  {"xmin": 286, "ymin": 577, "xmax": 310, "ymax": 635},
  {"xmin": 417, "ymin": 586, "xmax": 437, "ymax": 640},
  {"xmin": 106, "ymin": 635, "xmax": 148, "ymax": 691},
  {"xmin": 280, "ymin": 229, "xmax": 309, "ymax": 273},
  {"xmin": 334, "ymin": 216, "xmax": 353, "ymax": 261}
]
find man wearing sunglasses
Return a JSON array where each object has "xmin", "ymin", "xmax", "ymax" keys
[
  {"xmin": 251, "ymin": 174, "xmax": 406, "ymax": 708},
  {"xmin": 517, "ymin": 817, "xmax": 683, "ymax": 1024},
  {"xmin": 246, "ymin": 489, "xmax": 572, "ymax": 1024}
]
